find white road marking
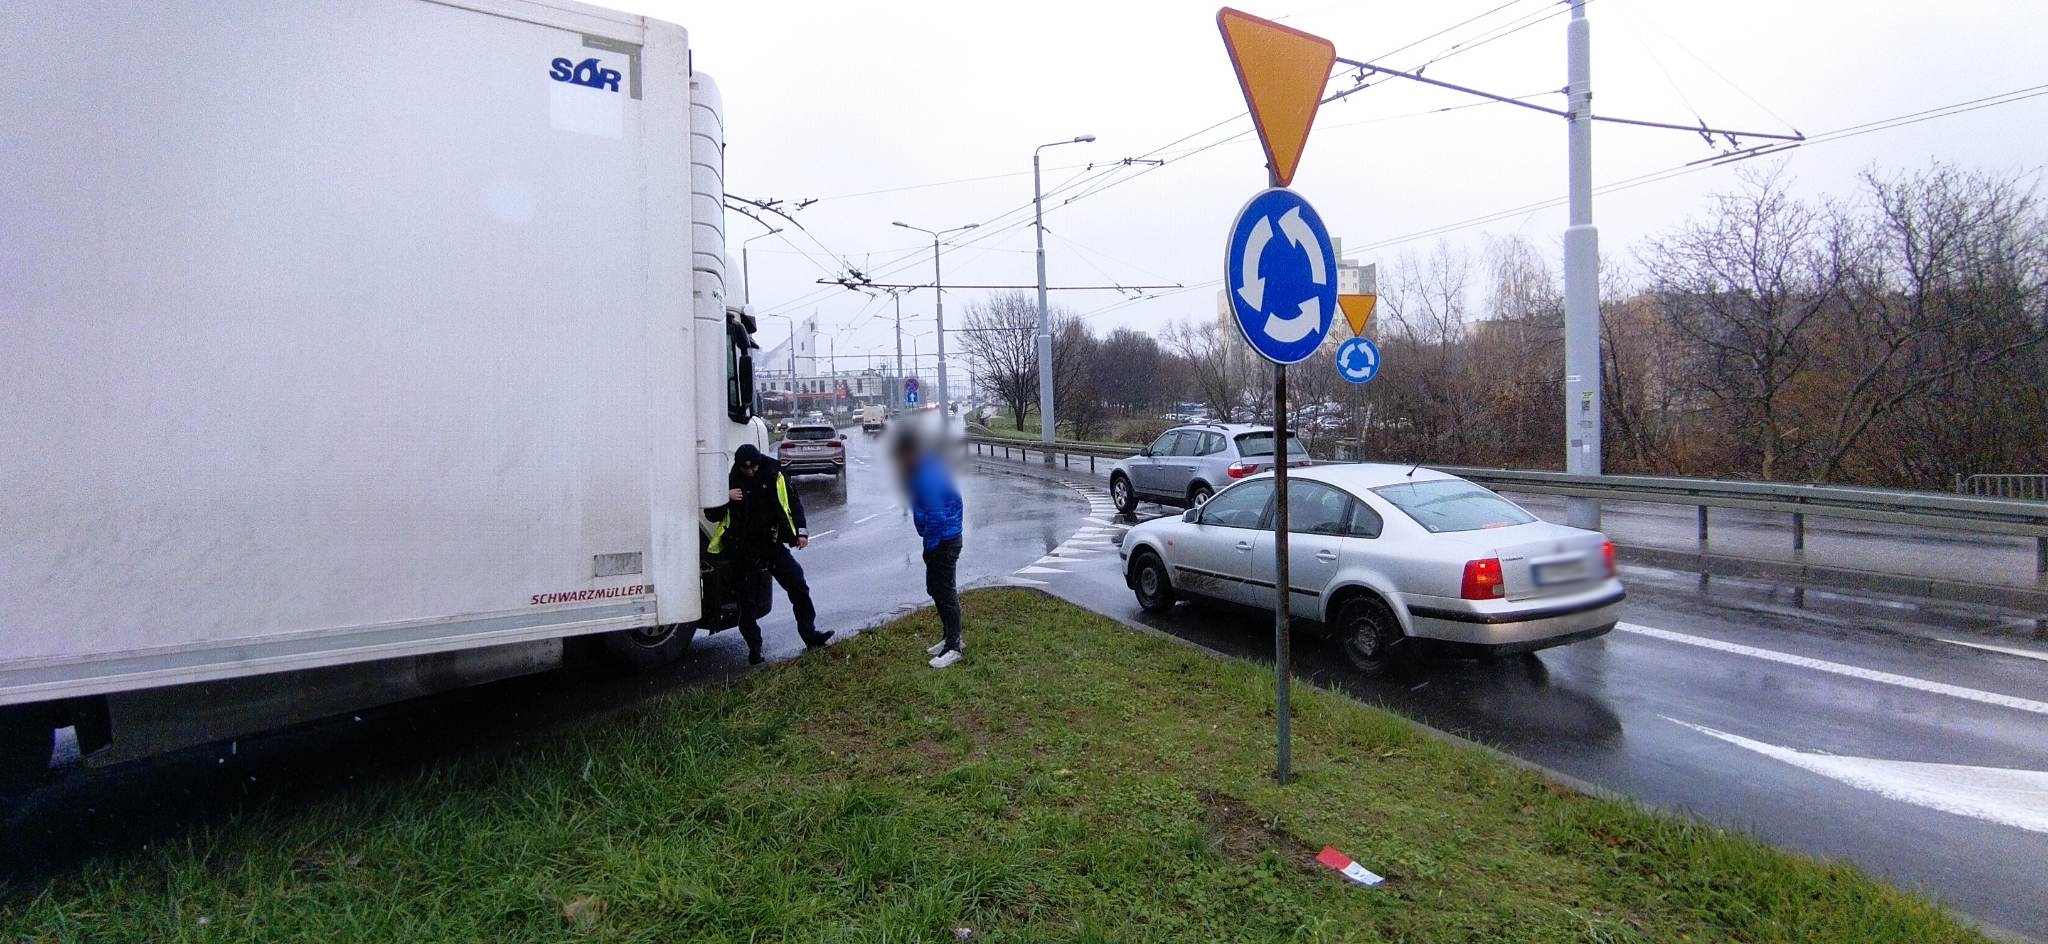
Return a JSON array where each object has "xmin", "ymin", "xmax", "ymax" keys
[
  {"xmin": 809, "ymin": 530, "xmax": 836, "ymax": 540},
  {"xmin": 1000, "ymin": 576, "xmax": 1049, "ymax": 586},
  {"xmin": 1666, "ymin": 718, "xmax": 2048, "ymax": 835},
  {"xmin": 854, "ymin": 514, "xmax": 880, "ymax": 525},
  {"xmin": 1941, "ymin": 638, "xmax": 2048, "ymax": 664},
  {"xmin": 1017, "ymin": 565, "xmax": 1067, "ymax": 575},
  {"xmin": 1616, "ymin": 622, "xmax": 2048, "ymax": 717}
]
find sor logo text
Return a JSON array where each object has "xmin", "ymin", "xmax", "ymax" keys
[{"xmin": 550, "ymin": 57, "xmax": 621, "ymax": 92}]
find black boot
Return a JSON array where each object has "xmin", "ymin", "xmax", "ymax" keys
[
  {"xmin": 804, "ymin": 630, "xmax": 835, "ymax": 650},
  {"xmin": 748, "ymin": 650, "xmax": 765, "ymax": 666}
]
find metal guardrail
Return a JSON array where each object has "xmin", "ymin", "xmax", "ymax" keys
[
  {"xmin": 1958, "ymin": 473, "xmax": 2048, "ymax": 502},
  {"xmin": 964, "ymin": 435, "xmax": 2048, "ymax": 577}
]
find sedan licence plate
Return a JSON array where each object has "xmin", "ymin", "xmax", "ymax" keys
[{"xmin": 1533, "ymin": 559, "xmax": 1588, "ymax": 586}]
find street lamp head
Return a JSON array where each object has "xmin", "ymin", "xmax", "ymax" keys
[
  {"xmin": 961, "ymin": 223, "xmax": 979, "ymax": 230},
  {"xmin": 1074, "ymin": 134, "xmax": 1096, "ymax": 143},
  {"xmin": 892, "ymin": 221, "xmax": 912, "ymax": 229}
]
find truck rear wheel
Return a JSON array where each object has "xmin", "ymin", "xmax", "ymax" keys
[
  {"xmin": 592, "ymin": 624, "xmax": 694, "ymax": 673},
  {"xmin": 0, "ymin": 705, "xmax": 55, "ymax": 799}
]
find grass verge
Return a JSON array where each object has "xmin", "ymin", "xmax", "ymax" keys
[{"xmin": 0, "ymin": 590, "xmax": 1986, "ymax": 942}]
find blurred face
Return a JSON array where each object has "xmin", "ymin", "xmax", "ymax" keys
[{"xmin": 740, "ymin": 459, "xmax": 760, "ymax": 477}]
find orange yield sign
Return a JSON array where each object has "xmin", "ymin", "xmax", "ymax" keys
[
  {"xmin": 1338, "ymin": 294, "xmax": 1377, "ymax": 336},
  {"xmin": 1216, "ymin": 8, "xmax": 1336, "ymax": 187}
]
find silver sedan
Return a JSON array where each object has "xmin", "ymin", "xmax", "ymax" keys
[{"xmin": 1118, "ymin": 463, "xmax": 1624, "ymax": 671}]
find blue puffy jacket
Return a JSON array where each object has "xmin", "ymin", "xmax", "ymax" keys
[{"xmin": 907, "ymin": 454, "xmax": 964, "ymax": 550}]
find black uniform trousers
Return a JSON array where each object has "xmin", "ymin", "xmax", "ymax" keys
[{"xmin": 734, "ymin": 543, "xmax": 824, "ymax": 656}]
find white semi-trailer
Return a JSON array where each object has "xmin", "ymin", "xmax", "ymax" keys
[{"xmin": 0, "ymin": 0, "xmax": 768, "ymax": 795}]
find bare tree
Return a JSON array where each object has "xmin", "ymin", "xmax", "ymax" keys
[
  {"xmin": 1806, "ymin": 163, "xmax": 2048, "ymax": 480},
  {"xmin": 1638, "ymin": 166, "xmax": 1851, "ymax": 479},
  {"xmin": 957, "ymin": 291, "xmax": 1039, "ymax": 430},
  {"xmin": 1164, "ymin": 317, "xmax": 1248, "ymax": 422},
  {"xmin": 1095, "ymin": 327, "xmax": 1165, "ymax": 416},
  {"xmin": 1052, "ymin": 318, "xmax": 1108, "ymax": 440}
]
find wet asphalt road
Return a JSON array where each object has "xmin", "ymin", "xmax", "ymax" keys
[{"xmin": 6, "ymin": 436, "xmax": 2047, "ymax": 939}]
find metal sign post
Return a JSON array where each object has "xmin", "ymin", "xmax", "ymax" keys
[
  {"xmin": 1222, "ymin": 184, "xmax": 1337, "ymax": 787},
  {"xmin": 1217, "ymin": 6, "xmax": 1338, "ymax": 787},
  {"xmin": 1270, "ymin": 309, "xmax": 1292, "ymax": 785}
]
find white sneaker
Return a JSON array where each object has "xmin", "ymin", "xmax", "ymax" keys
[
  {"xmin": 928, "ymin": 649, "xmax": 963, "ymax": 669},
  {"xmin": 926, "ymin": 640, "xmax": 963, "ymax": 657}
]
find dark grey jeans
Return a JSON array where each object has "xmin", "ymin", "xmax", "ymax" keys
[{"xmin": 923, "ymin": 537, "xmax": 963, "ymax": 651}]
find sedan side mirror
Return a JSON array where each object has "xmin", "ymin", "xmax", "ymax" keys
[
  {"xmin": 1139, "ymin": 447, "xmax": 1152, "ymax": 457},
  {"xmin": 1182, "ymin": 508, "xmax": 1199, "ymax": 523},
  {"xmin": 839, "ymin": 433, "xmax": 848, "ymax": 440}
]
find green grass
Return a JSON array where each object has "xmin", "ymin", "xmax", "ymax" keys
[
  {"xmin": 975, "ymin": 411, "xmax": 1140, "ymax": 448},
  {"xmin": 0, "ymin": 590, "xmax": 1986, "ymax": 943}
]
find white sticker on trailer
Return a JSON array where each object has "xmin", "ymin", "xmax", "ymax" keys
[{"xmin": 551, "ymin": 81, "xmax": 622, "ymax": 138}]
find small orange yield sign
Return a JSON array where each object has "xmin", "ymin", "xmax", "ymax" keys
[
  {"xmin": 1338, "ymin": 294, "xmax": 1377, "ymax": 336},
  {"xmin": 1216, "ymin": 7, "xmax": 1336, "ymax": 187}
]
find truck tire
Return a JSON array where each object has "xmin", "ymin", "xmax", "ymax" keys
[
  {"xmin": 592, "ymin": 624, "xmax": 694, "ymax": 673},
  {"xmin": 0, "ymin": 705, "xmax": 55, "ymax": 799}
]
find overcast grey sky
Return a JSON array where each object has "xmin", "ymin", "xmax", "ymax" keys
[{"xmin": 606, "ymin": 0, "xmax": 2047, "ymax": 359}]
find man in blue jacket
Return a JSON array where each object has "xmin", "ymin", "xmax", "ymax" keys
[{"xmin": 892, "ymin": 431, "xmax": 965, "ymax": 668}]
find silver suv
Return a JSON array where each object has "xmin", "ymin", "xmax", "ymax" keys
[{"xmin": 1109, "ymin": 423, "xmax": 1309, "ymax": 515}]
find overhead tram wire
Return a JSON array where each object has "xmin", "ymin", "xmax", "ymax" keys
[
  {"xmin": 763, "ymin": 1, "xmax": 1620, "ymax": 320},
  {"xmin": 1082, "ymin": 83, "xmax": 2048, "ymax": 329},
  {"xmin": 758, "ymin": 160, "xmax": 1138, "ymax": 317},
  {"xmin": 1344, "ymin": 81, "xmax": 2048, "ymax": 254}
]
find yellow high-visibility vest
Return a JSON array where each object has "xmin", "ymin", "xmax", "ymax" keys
[{"xmin": 707, "ymin": 474, "xmax": 796, "ymax": 555}]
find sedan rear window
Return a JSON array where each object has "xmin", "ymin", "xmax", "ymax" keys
[
  {"xmin": 787, "ymin": 427, "xmax": 836, "ymax": 441},
  {"xmin": 1372, "ymin": 480, "xmax": 1535, "ymax": 533}
]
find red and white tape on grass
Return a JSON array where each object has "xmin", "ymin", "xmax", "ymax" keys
[{"xmin": 1315, "ymin": 846, "xmax": 1385, "ymax": 887}]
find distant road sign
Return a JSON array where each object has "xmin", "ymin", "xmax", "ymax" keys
[
  {"xmin": 1336, "ymin": 336, "xmax": 1380, "ymax": 384},
  {"xmin": 1338, "ymin": 294, "xmax": 1378, "ymax": 336},
  {"xmin": 1216, "ymin": 8, "xmax": 1335, "ymax": 188},
  {"xmin": 1225, "ymin": 188, "xmax": 1338, "ymax": 365},
  {"xmin": 905, "ymin": 377, "xmax": 920, "ymax": 395},
  {"xmin": 906, "ymin": 390, "xmax": 920, "ymax": 405}
]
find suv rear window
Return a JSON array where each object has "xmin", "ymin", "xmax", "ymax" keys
[
  {"xmin": 1372, "ymin": 480, "xmax": 1535, "ymax": 533},
  {"xmin": 1233, "ymin": 431, "xmax": 1303, "ymax": 458},
  {"xmin": 787, "ymin": 427, "xmax": 836, "ymax": 441}
]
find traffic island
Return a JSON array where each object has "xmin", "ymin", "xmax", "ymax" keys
[{"xmin": 0, "ymin": 590, "xmax": 1991, "ymax": 942}]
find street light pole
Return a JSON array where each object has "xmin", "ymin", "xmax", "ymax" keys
[
  {"xmin": 894, "ymin": 219, "xmax": 980, "ymax": 418},
  {"xmin": 1562, "ymin": 0, "xmax": 1601, "ymax": 530},
  {"xmin": 891, "ymin": 289, "xmax": 906, "ymax": 410},
  {"xmin": 1033, "ymin": 134, "xmax": 1095, "ymax": 458}
]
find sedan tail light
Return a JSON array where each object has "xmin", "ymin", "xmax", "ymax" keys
[
  {"xmin": 1460, "ymin": 558, "xmax": 1506, "ymax": 600},
  {"xmin": 1227, "ymin": 461, "xmax": 1261, "ymax": 479},
  {"xmin": 1601, "ymin": 540, "xmax": 1617, "ymax": 578}
]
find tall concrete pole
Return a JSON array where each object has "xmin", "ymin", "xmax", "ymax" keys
[
  {"xmin": 892, "ymin": 290, "xmax": 905, "ymax": 409},
  {"xmin": 895, "ymin": 220, "xmax": 978, "ymax": 418},
  {"xmin": 1034, "ymin": 135, "xmax": 1094, "ymax": 458},
  {"xmin": 931, "ymin": 233, "xmax": 950, "ymax": 418},
  {"xmin": 1562, "ymin": 0, "xmax": 1602, "ymax": 529}
]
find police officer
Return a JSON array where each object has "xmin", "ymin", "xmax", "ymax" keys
[{"xmin": 710, "ymin": 444, "xmax": 832, "ymax": 664}]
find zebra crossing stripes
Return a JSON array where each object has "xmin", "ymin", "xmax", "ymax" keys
[{"xmin": 1002, "ymin": 479, "xmax": 1133, "ymax": 585}]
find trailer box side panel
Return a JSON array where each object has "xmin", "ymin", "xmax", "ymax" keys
[{"xmin": 0, "ymin": 0, "xmax": 696, "ymax": 701}]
